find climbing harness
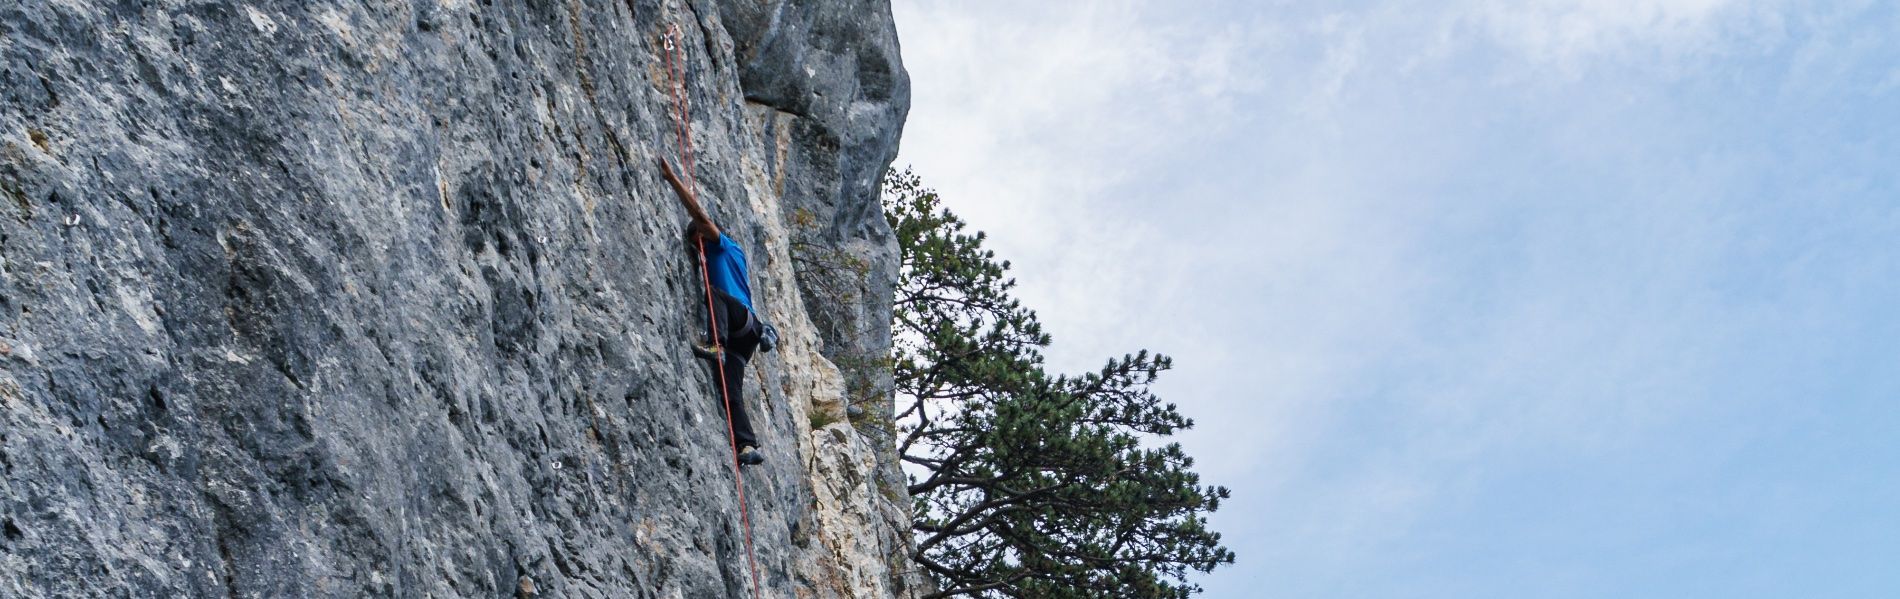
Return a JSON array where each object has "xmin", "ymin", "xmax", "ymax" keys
[{"xmin": 664, "ymin": 23, "xmax": 765, "ymax": 598}]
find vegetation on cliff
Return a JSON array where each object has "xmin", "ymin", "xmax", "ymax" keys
[{"xmin": 885, "ymin": 170, "xmax": 1234, "ymax": 597}]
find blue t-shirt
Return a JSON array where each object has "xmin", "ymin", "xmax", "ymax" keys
[{"xmin": 704, "ymin": 233, "xmax": 754, "ymax": 309}]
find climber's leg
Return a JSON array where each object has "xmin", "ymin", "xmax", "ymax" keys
[
  {"xmin": 721, "ymin": 348, "xmax": 759, "ymax": 449},
  {"xmin": 709, "ymin": 292, "xmax": 765, "ymax": 456}
]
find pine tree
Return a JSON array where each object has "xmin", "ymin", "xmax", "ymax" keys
[{"xmin": 886, "ymin": 169, "xmax": 1234, "ymax": 598}]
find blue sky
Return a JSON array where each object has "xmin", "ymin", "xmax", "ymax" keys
[{"xmin": 890, "ymin": 1, "xmax": 1899, "ymax": 597}]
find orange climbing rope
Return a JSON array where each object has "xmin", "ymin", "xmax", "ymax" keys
[{"xmin": 664, "ymin": 24, "xmax": 765, "ymax": 599}]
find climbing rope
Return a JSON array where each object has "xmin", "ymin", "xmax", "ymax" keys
[{"xmin": 664, "ymin": 23, "xmax": 766, "ymax": 598}]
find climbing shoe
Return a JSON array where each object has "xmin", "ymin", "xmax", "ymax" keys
[
  {"xmin": 692, "ymin": 342, "xmax": 723, "ymax": 363},
  {"xmin": 737, "ymin": 446, "xmax": 765, "ymax": 466}
]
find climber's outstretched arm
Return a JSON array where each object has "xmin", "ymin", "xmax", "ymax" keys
[{"xmin": 659, "ymin": 158, "xmax": 720, "ymax": 240}]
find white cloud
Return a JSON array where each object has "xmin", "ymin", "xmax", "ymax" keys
[{"xmin": 1476, "ymin": 0, "xmax": 1741, "ymax": 54}]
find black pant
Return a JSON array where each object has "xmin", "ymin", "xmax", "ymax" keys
[{"xmin": 711, "ymin": 292, "xmax": 762, "ymax": 449}]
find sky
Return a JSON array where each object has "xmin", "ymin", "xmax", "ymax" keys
[{"xmin": 888, "ymin": 1, "xmax": 1900, "ymax": 597}]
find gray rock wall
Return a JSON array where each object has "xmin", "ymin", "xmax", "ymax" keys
[
  {"xmin": 0, "ymin": 0, "xmax": 914, "ymax": 597},
  {"xmin": 718, "ymin": 0, "xmax": 905, "ymax": 419}
]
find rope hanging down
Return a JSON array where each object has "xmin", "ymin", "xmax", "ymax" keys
[{"xmin": 664, "ymin": 23, "xmax": 765, "ymax": 599}]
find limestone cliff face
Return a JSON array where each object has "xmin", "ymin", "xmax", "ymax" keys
[{"xmin": 0, "ymin": 1, "xmax": 917, "ymax": 597}]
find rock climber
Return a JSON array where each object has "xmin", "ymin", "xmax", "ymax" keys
[{"xmin": 659, "ymin": 158, "xmax": 778, "ymax": 467}]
